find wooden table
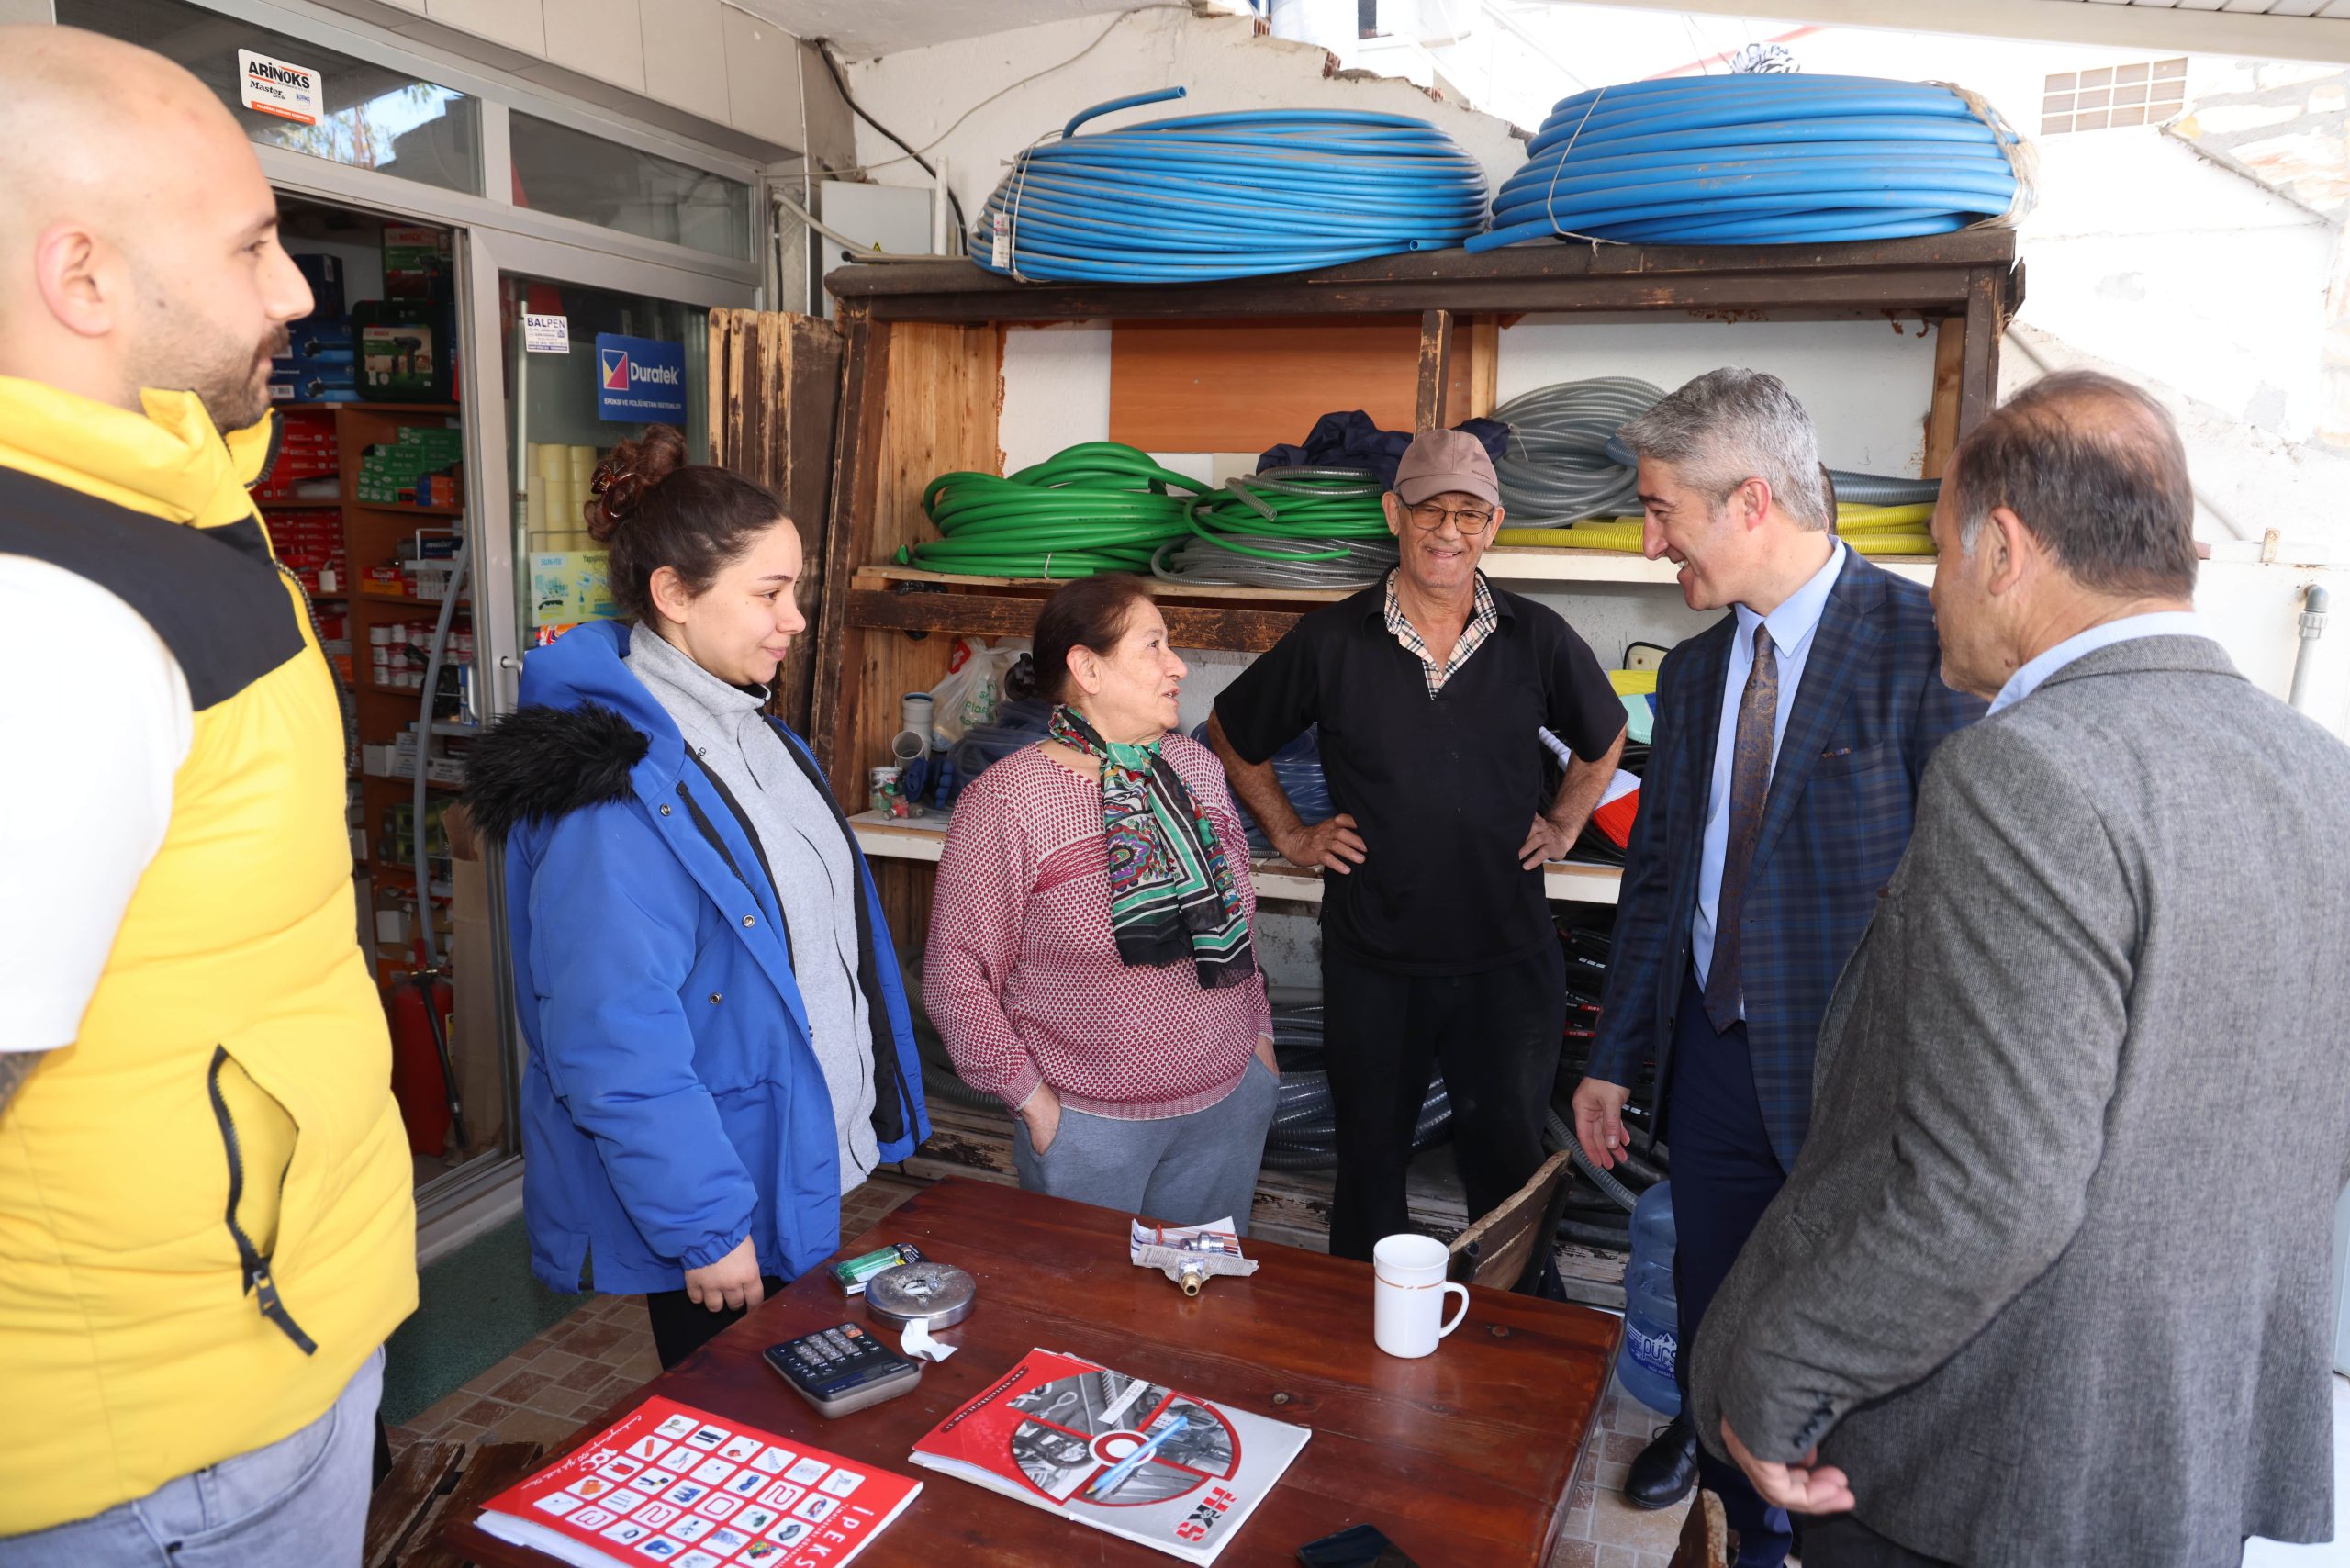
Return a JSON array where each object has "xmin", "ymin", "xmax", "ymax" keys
[{"xmin": 442, "ymin": 1177, "xmax": 1618, "ymax": 1567}]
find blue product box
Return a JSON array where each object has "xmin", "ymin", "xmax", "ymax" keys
[
  {"xmin": 273, "ymin": 364, "xmax": 359, "ymax": 403},
  {"xmin": 276, "ymin": 316, "xmax": 355, "ymax": 371},
  {"xmin": 292, "ymin": 254, "xmax": 346, "ymax": 317}
]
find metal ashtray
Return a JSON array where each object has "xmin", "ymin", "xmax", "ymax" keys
[{"xmin": 864, "ymin": 1260, "xmax": 977, "ymax": 1330}]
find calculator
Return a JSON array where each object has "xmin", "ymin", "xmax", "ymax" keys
[{"xmin": 763, "ymin": 1323, "xmax": 923, "ymax": 1417}]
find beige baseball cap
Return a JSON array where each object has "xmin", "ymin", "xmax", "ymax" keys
[{"xmin": 1394, "ymin": 429, "xmax": 1500, "ymax": 508}]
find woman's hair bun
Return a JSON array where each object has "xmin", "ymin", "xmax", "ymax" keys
[{"xmin": 586, "ymin": 423, "xmax": 690, "ymax": 541}]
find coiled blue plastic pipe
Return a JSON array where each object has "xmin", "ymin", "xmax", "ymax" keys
[
  {"xmin": 1472, "ymin": 74, "xmax": 2025, "ymax": 251},
  {"xmin": 972, "ymin": 86, "xmax": 1489, "ymax": 282}
]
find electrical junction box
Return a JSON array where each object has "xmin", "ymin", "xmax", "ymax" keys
[{"xmin": 813, "ymin": 182, "xmax": 935, "ymax": 320}]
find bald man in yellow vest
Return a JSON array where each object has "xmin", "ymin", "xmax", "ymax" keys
[{"xmin": 0, "ymin": 28, "xmax": 415, "ymax": 1567}]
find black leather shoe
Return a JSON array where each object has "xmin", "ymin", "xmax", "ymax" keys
[{"xmin": 1624, "ymin": 1415, "xmax": 1699, "ymax": 1511}]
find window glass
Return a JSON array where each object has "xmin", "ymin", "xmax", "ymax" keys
[
  {"xmin": 57, "ymin": 0, "xmax": 482, "ymax": 195},
  {"xmin": 510, "ymin": 114, "xmax": 752, "ymax": 259}
]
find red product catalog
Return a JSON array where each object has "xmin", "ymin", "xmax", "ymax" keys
[
  {"xmin": 909, "ymin": 1349, "xmax": 1309, "ymax": 1564},
  {"xmin": 476, "ymin": 1395, "xmax": 918, "ymax": 1568}
]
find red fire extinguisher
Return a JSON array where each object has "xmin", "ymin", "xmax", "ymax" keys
[{"xmin": 388, "ymin": 969, "xmax": 464, "ymax": 1157}]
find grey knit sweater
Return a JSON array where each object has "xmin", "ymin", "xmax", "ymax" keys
[{"xmin": 625, "ymin": 627, "xmax": 878, "ymax": 1183}]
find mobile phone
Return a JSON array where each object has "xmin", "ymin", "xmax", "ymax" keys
[{"xmin": 1297, "ymin": 1522, "xmax": 1421, "ymax": 1567}]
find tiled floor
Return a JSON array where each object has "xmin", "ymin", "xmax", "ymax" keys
[
  {"xmin": 389, "ymin": 1172, "xmax": 928, "ymax": 1455},
  {"xmin": 1547, "ymin": 1374, "xmax": 1695, "ymax": 1568}
]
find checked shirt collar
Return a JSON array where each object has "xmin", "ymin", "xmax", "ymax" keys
[{"xmin": 1384, "ymin": 569, "xmax": 1499, "ymax": 697}]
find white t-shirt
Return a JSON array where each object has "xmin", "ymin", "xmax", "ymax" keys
[{"xmin": 0, "ymin": 556, "xmax": 193, "ymax": 1052}]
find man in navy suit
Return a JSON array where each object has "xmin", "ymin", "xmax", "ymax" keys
[{"xmin": 1572, "ymin": 370, "xmax": 1982, "ymax": 1568}]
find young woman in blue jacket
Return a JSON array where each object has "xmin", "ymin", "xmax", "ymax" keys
[{"xmin": 465, "ymin": 424, "xmax": 927, "ymax": 1369}]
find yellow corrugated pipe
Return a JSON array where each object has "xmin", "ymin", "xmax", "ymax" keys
[{"xmin": 1495, "ymin": 502, "xmax": 1934, "ymax": 556}]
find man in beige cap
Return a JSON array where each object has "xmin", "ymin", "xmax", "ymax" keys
[{"xmin": 1210, "ymin": 429, "xmax": 1626, "ymax": 1259}]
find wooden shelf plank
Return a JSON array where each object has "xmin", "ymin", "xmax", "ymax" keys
[
  {"xmin": 824, "ymin": 230, "xmax": 2020, "ymax": 324},
  {"xmin": 854, "ymin": 563, "xmax": 1353, "ymax": 605},
  {"xmin": 855, "ymin": 550, "xmax": 1932, "ymax": 602},
  {"xmin": 350, "ymin": 501, "xmax": 464, "ymax": 517},
  {"xmin": 847, "ymin": 586, "xmax": 1302, "ymax": 653},
  {"xmin": 352, "ymin": 585, "xmax": 465, "ymax": 606},
  {"xmin": 278, "ymin": 401, "xmax": 460, "ymax": 415},
  {"xmin": 846, "ymin": 811, "xmax": 1619, "ymax": 905}
]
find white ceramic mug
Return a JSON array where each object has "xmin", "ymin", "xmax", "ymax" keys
[{"xmin": 1372, "ymin": 1233, "xmax": 1471, "ymax": 1359}]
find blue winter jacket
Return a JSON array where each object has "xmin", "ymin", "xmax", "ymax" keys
[{"xmin": 463, "ymin": 621, "xmax": 928, "ymax": 1295}]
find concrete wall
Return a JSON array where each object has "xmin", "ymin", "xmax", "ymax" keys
[
  {"xmin": 310, "ymin": 0, "xmax": 805, "ymax": 155},
  {"xmin": 835, "ymin": 6, "xmax": 1528, "ymax": 239},
  {"xmin": 2020, "ymin": 130, "xmax": 2332, "ymax": 448}
]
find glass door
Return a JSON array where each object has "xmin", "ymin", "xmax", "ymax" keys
[
  {"xmin": 443, "ymin": 230, "xmax": 752, "ymax": 1226},
  {"xmin": 499, "ymin": 279, "xmax": 713, "ymax": 644}
]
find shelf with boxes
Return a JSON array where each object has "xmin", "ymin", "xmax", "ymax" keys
[
  {"xmin": 270, "ymin": 229, "xmax": 459, "ymax": 409},
  {"xmin": 252, "ymin": 386, "xmax": 474, "ymax": 991},
  {"xmin": 519, "ymin": 442, "xmax": 627, "ymax": 635}
]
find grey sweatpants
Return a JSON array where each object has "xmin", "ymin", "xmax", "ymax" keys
[{"xmin": 1011, "ymin": 1058, "xmax": 1277, "ymax": 1235}]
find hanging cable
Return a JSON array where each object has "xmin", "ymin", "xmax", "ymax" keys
[
  {"xmin": 1472, "ymin": 73, "xmax": 2031, "ymax": 251},
  {"xmin": 973, "ymin": 87, "xmax": 1489, "ymax": 283},
  {"xmin": 813, "ymin": 40, "xmax": 968, "ymax": 243},
  {"xmin": 1492, "ymin": 377, "xmax": 1665, "ymax": 528}
]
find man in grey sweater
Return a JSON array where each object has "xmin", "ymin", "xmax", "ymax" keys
[{"xmin": 1690, "ymin": 369, "xmax": 2350, "ymax": 1568}]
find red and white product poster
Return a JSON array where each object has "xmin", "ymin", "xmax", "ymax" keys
[
  {"xmin": 910, "ymin": 1349, "xmax": 1310, "ymax": 1564},
  {"xmin": 476, "ymin": 1396, "xmax": 919, "ymax": 1568}
]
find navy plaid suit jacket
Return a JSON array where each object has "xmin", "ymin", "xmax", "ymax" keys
[{"xmin": 1586, "ymin": 553, "xmax": 1984, "ymax": 1168}]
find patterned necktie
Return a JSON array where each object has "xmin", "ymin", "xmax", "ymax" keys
[{"xmin": 1703, "ymin": 622, "xmax": 1778, "ymax": 1032}]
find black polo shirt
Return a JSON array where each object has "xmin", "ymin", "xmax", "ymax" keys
[{"xmin": 1215, "ymin": 575, "xmax": 1624, "ymax": 976}]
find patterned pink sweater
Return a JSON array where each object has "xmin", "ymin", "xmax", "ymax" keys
[{"xmin": 924, "ymin": 737, "xmax": 1274, "ymax": 1121}]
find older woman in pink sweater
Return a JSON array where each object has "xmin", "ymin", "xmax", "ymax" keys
[{"xmin": 924, "ymin": 575, "xmax": 1276, "ymax": 1232}]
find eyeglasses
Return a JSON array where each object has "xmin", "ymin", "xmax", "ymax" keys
[{"xmin": 1404, "ymin": 501, "xmax": 1495, "ymax": 534}]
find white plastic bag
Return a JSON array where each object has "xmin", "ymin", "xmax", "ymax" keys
[{"xmin": 927, "ymin": 636, "xmax": 1027, "ymax": 745}]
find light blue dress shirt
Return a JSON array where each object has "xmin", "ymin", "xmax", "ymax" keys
[
  {"xmin": 1984, "ymin": 610, "xmax": 2208, "ymax": 718},
  {"xmin": 1692, "ymin": 540, "xmax": 1850, "ymax": 1013}
]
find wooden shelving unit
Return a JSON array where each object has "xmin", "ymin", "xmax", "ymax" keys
[
  {"xmin": 809, "ymin": 233, "xmax": 2020, "ymax": 951},
  {"xmin": 265, "ymin": 399, "xmax": 467, "ymax": 989}
]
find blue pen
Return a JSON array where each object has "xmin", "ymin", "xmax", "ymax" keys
[{"xmin": 1085, "ymin": 1411, "xmax": 1191, "ymax": 1501}]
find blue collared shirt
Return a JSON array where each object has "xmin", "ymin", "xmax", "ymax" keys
[
  {"xmin": 1693, "ymin": 539, "xmax": 1850, "ymax": 1013},
  {"xmin": 1985, "ymin": 610, "xmax": 2208, "ymax": 718}
]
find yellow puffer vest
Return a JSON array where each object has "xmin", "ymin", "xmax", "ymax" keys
[{"xmin": 0, "ymin": 379, "xmax": 416, "ymax": 1536}]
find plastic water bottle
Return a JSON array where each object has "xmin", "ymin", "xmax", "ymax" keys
[{"xmin": 1616, "ymin": 1179, "xmax": 1681, "ymax": 1416}]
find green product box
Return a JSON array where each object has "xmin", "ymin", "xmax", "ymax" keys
[
  {"xmin": 353, "ymin": 299, "xmax": 455, "ymax": 402},
  {"xmin": 382, "ymin": 224, "xmax": 451, "ymax": 301}
]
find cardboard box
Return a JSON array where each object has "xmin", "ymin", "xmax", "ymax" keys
[{"xmin": 382, "ymin": 227, "xmax": 451, "ymax": 301}]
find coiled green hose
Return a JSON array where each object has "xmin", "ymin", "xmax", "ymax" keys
[
  {"xmin": 905, "ymin": 450, "xmax": 1404, "ymax": 586},
  {"xmin": 904, "ymin": 442, "xmax": 1211, "ymax": 579}
]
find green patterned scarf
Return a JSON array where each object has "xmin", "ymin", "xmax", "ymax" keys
[{"xmin": 1046, "ymin": 705, "xmax": 1256, "ymax": 990}]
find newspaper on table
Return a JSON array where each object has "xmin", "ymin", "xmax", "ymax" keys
[{"xmin": 1129, "ymin": 1216, "xmax": 1259, "ymax": 1291}]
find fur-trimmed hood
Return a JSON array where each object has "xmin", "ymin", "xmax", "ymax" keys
[
  {"xmin": 461, "ymin": 620, "xmax": 684, "ymax": 841},
  {"xmin": 464, "ymin": 700, "xmax": 648, "ymax": 842}
]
